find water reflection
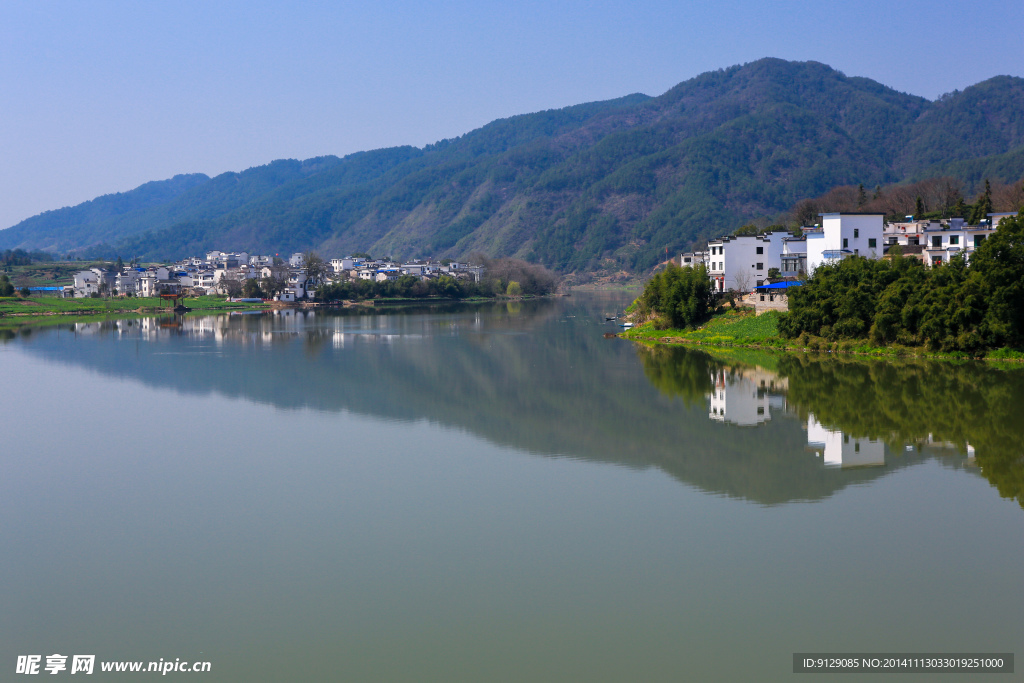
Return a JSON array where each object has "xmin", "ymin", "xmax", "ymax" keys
[
  {"xmin": 639, "ymin": 344, "xmax": 1021, "ymax": 507},
  {"xmin": 5, "ymin": 299, "xmax": 1022, "ymax": 509},
  {"xmin": 708, "ymin": 367, "xmax": 787, "ymax": 426},
  {"xmin": 806, "ymin": 414, "xmax": 886, "ymax": 468}
]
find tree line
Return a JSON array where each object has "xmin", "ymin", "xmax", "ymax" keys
[
  {"xmin": 791, "ymin": 176, "xmax": 1024, "ymax": 225},
  {"xmin": 316, "ymin": 256, "xmax": 557, "ymax": 301},
  {"xmin": 2, "ymin": 248, "xmax": 54, "ymax": 267},
  {"xmin": 778, "ymin": 212, "xmax": 1024, "ymax": 352}
]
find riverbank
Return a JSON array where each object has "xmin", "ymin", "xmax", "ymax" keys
[
  {"xmin": 0, "ymin": 296, "xmax": 269, "ymax": 330},
  {"xmin": 0, "ymin": 295, "xmax": 271, "ymax": 317},
  {"xmin": 0, "ymin": 293, "xmax": 560, "ymax": 331},
  {"xmin": 618, "ymin": 309, "xmax": 1024, "ymax": 363}
]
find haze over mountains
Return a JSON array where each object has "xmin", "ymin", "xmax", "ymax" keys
[{"xmin": 3, "ymin": 58, "xmax": 1024, "ymax": 272}]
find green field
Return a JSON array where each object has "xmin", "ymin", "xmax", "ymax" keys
[{"xmin": 624, "ymin": 310, "xmax": 783, "ymax": 345}]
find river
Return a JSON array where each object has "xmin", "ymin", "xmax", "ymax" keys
[{"xmin": 1, "ymin": 293, "xmax": 1021, "ymax": 681}]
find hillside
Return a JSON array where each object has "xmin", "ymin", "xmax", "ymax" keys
[{"xmin": 3, "ymin": 58, "xmax": 1024, "ymax": 272}]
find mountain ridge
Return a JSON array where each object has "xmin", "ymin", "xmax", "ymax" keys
[{"xmin": 3, "ymin": 58, "xmax": 1023, "ymax": 272}]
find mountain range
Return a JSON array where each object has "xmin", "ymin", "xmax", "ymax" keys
[{"xmin": 3, "ymin": 58, "xmax": 1024, "ymax": 272}]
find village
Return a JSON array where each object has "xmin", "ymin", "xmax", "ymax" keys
[
  {"xmin": 64, "ymin": 252, "xmax": 486, "ymax": 301},
  {"xmin": 678, "ymin": 210, "xmax": 1020, "ymax": 313}
]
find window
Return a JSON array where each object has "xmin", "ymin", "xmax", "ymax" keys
[
  {"xmin": 932, "ymin": 236, "xmax": 942, "ymax": 248},
  {"xmin": 868, "ymin": 238, "xmax": 877, "ymax": 248},
  {"xmin": 756, "ymin": 279, "xmax": 764, "ymax": 287},
  {"xmin": 756, "ymin": 246, "xmax": 763, "ymax": 254},
  {"xmin": 756, "ymin": 262, "xmax": 763, "ymax": 270},
  {"xmin": 757, "ymin": 407, "xmax": 765, "ymax": 415},
  {"xmin": 843, "ymin": 238, "xmax": 849, "ymax": 248},
  {"xmin": 910, "ymin": 237, "xmax": 919, "ymax": 246},
  {"xmin": 975, "ymin": 234, "xmax": 986, "ymax": 246},
  {"xmin": 854, "ymin": 228, "xmax": 859, "ymax": 238},
  {"xmin": 950, "ymin": 236, "xmax": 959, "ymax": 245},
  {"xmin": 759, "ymin": 295, "xmax": 765, "ymax": 301}
]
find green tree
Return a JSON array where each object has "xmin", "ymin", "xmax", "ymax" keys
[
  {"xmin": 242, "ymin": 278, "xmax": 264, "ymax": 298},
  {"xmin": 506, "ymin": 281, "xmax": 522, "ymax": 297},
  {"xmin": 0, "ymin": 275, "xmax": 14, "ymax": 297},
  {"xmin": 970, "ymin": 179, "xmax": 993, "ymax": 224},
  {"xmin": 970, "ymin": 212, "xmax": 1024, "ymax": 348},
  {"xmin": 635, "ymin": 263, "xmax": 715, "ymax": 330},
  {"xmin": 733, "ymin": 223, "xmax": 761, "ymax": 236},
  {"xmin": 224, "ymin": 279, "xmax": 243, "ymax": 298},
  {"xmin": 953, "ymin": 196, "xmax": 968, "ymax": 218},
  {"xmin": 304, "ymin": 251, "xmax": 328, "ymax": 285}
]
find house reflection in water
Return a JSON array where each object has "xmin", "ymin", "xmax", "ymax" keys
[
  {"xmin": 806, "ymin": 413, "xmax": 885, "ymax": 468},
  {"xmin": 707, "ymin": 368, "xmax": 787, "ymax": 427}
]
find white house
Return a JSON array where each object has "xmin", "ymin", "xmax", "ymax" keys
[
  {"xmin": 989, "ymin": 212, "xmax": 1016, "ymax": 228},
  {"xmin": 286, "ymin": 272, "xmax": 307, "ymax": 298},
  {"xmin": 806, "ymin": 213, "xmax": 884, "ymax": 274},
  {"xmin": 115, "ymin": 269, "xmax": 144, "ymax": 295},
  {"xmin": 331, "ymin": 257, "xmax": 357, "ymax": 274},
  {"xmin": 780, "ymin": 237, "xmax": 806, "ymax": 278},
  {"xmin": 706, "ymin": 232, "xmax": 788, "ymax": 292},
  {"xmin": 679, "ymin": 251, "xmax": 708, "ymax": 268},
  {"xmin": 72, "ymin": 270, "xmax": 99, "ymax": 297},
  {"xmin": 707, "ymin": 367, "xmax": 787, "ymax": 427},
  {"xmin": 289, "ymin": 253, "xmax": 306, "ymax": 268},
  {"xmin": 401, "ymin": 262, "xmax": 434, "ymax": 277},
  {"xmin": 807, "ymin": 414, "xmax": 885, "ymax": 468}
]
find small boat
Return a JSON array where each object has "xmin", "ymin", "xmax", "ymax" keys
[
  {"xmin": 620, "ymin": 322, "xmax": 634, "ymax": 329},
  {"xmin": 605, "ymin": 316, "xmax": 617, "ymax": 321}
]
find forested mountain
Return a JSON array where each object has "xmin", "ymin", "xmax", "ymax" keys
[{"xmin": 3, "ymin": 58, "xmax": 1024, "ymax": 272}]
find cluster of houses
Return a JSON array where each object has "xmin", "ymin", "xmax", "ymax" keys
[
  {"xmin": 679, "ymin": 211, "xmax": 1019, "ymax": 294},
  {"xmin": 66, "ymin": 251, "xmax": 485, "ymax": 300}
]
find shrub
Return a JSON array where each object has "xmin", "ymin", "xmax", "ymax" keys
[{"xmin": 633, "ymin": 263, "xmax": 715, "ymax": 329}]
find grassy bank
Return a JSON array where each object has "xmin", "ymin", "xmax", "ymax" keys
[{"xmin": 621, "ymin": 309, "xmax": 1024, "ymax": 363}]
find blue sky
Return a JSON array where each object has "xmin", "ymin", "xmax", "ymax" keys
[{"xmin": 2, "ymin": 0, "xmax": 1022, "ymax": 230}]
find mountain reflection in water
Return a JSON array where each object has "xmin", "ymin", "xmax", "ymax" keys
[{"xmin": 7, "ymin": 297, "xmax": 1023, "ymax": 509}]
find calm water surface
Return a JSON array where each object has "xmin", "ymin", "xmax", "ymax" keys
[{"xmin": 1, "ymin": 294, "xmax": 1022, "ymax": 681}]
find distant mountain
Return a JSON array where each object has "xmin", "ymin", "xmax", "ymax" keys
[{"xmin": 3, "ymin": 58, "xmax": 1023, "ymax": 272}]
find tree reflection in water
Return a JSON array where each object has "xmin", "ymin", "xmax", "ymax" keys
[{"xmin": 636, "ymin": 343, "xmax": 1024, "ymax": 508}]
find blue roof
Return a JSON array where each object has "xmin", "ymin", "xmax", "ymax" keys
[
  {"xmin": 28, "ymin": 286, "xmax": 64, "ymax": 291},
  {"xmin": 756, "ymin": 281, "xmax": 804, "ymax": 290}
]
